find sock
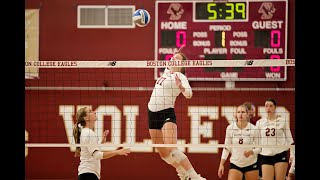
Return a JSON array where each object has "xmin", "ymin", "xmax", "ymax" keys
[
  {"xmin": 187, "ymin": 168, "xmax": 199, "ymax": 178},
  {"xmin": 176, "ymin": 165, "xmax": 186, "ymax": 175}
]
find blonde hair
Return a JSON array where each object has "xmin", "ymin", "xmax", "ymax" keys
[
  {"xmin": 235, "ymin": 105, "xmax": 249, "ymax": 122},
  {"xmin": 72, "ymin": 107, "xmax": 88, "ymax": 157},
  {"xmin": 243, "ymin": 102, "xmax": 255, "ymax": 111}
]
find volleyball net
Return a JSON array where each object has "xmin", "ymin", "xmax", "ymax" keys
[
  {"xmin": 25, "ymin": 59, "xmax": 295, "ymax": 180},
  {"xmin": 25, "ymin": 59, "xmax": 295, "ymax": 152}
]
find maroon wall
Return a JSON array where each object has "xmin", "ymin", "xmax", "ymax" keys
[
  {"xmin": 25, "ymin": 0, "xmax": 295, "ymax": 179},
  {"xmin": 25, "ymin": 90, "xmax": 295, "ymax": 180}
]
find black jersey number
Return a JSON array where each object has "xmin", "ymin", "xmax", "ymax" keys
[
  {"xmin": 266, "ymin": 128, "xmax": 276, "ymax": 136},
  {"xmin": 156, "ymin": 77, "xmax": 166, "ymax": 85},
  {"xmin": 238, "ymin": 138, "xmax": 243, "ymax": 144}
]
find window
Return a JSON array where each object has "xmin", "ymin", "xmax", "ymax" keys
[{"xmin": 77, "ymin": 5, "xmax": 135, "ymax": 28}]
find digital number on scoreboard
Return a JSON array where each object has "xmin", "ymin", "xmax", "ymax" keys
[{"xmin": 155, "ymin": 0, "xmax": 288, "ymax": 81}]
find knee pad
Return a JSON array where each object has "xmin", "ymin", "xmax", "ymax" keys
[
  {"xmin": 170, "ymin": 149, "xmax": 187, "ymax": 163},
  {"xmin": 162, "ymin": 155, "xmax": 175, "ymax": 165}
]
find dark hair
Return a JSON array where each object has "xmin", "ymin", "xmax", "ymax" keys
[
  {"xmin": 266, "ymin": 98, "xmax": 277, "ymax": 106},
  {"xmin": 72, "ymin": 107, "xmax": 88, "ymax": 157},
  {"xmin": 175, "ymin": 52, "xmax": 187, "ymax": 74}
]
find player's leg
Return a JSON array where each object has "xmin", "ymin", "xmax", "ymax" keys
[
  {"xmin": 274, "ymin": 162, "xmax": 288, "ymax": 180},
  {"xmin": 257, "ymin": 154, "xmax": 262, "ymax": 180},
  {"xmin": 261, "ymin": 164, "xmax": 275, "ymax": 180},
  {"xmin": 228, "ymin": 163, "xmax": 245, "ymax": 180},
  {"xmin": 243, "ymin": 170, "xmax": 259, "ymax": 180},
  {"xmin": 162, "ymin": 122, "xmax": 206, "ymax": 180},
  {"xmin": 149, "ymin": 129, "xmax": 187, "ymax": 179},
  {"xmin": 242, "ymin": 161, "xmax": 259, "ymax": 180},
  {"xmin": 148, "ymin": 109, "xmax": 189, "ymax": 179},
  {"xmin": 227, "ymin": 169, "xmax": 243, "ymax": 180},
  {"xmin": 260, "ymin": 154, "xmax": 276, "ymax": 180},
  {"xmin": 274, "ymin": 151, "xmax": 289, "ymax": 180},
  {"xmin": 149, "ymin": 129, "xmax": 168, "ymax": 158}
]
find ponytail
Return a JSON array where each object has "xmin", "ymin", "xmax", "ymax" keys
[{"xmin": 72, "ymin": 107, "xmax": 87, "ymax": 157}]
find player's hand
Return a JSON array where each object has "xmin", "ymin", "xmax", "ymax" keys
[
  {"xmin": 117, "ymin": 148, "xmax": 131, "ymax": 156},
  {"xmin": 101, "ymin": 130, "xmax": 109, "ymax": 144},
  {"xmin": 287, "ymin": 173, "xmax": 294, "ymax": 180},
  {"xmin": 243, "ymin": 150, "xmax": 253, "ymax": 158},
  {"xmin": 74, "ymin": 151, "xmax": 80, "ymax": 157},
  {"xmin": 217, "ymin": 165, "xmax": 224, "ymax": 178},
  {"xmin": 175, "ymin": 44, "xmax": 185, "ymax": 54}
]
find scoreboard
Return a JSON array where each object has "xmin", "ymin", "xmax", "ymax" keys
[{"xmin": 155, "ymin": 0, "xmax": 288, "ymax": 81}]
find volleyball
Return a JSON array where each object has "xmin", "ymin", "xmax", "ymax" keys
[{"xmin": 132, "ymin": 9, "xmax": 151, "ymax": 27}]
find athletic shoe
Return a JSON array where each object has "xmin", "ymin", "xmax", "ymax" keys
[
  {"xmin": 178, "ymin": 173, "xmax": 189, "ymax": 180},
  {"xmin": 190, "ymin": 174, "xmax": 206, "ymax": 180}
]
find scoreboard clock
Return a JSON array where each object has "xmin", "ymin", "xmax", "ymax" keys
[{"xmin": 155, "ymin": 0, "xmax": 288, "ymax": 81}]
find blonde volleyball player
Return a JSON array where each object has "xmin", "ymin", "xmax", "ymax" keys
[
  {"xmin": 255, "ymin": 98, "xmax": 294, "ymax": 180},
  {"xmin": 148, "ymin": 46, "xmax": 206, "ymax": 180},
  {"xmin": 217, "ymin": 105, "xmax": 261, "ymax": 180},
  {"xmin": 73, "ymin": 107, "xmax": 131, "ymax": 180}
]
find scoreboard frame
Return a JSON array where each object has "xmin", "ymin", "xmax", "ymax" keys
[{"xmin": 154, "ymin": 0, "xmax": 288, "ymax": 81}]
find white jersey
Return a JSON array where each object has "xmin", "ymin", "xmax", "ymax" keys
[
  {"xmin": 148, "ymin": 68, "xmax": 192, "ymax": 112},
  {"xmin": 78, "ymin": 128, "xmax": 101, "ymax": 179},
  {"xmin": 255, "ymin": 117, "xmax": 294, "ymax": 156},
  {"xmin": 221, "ymin": 122, "xmax": 261, "ymax": 167}
]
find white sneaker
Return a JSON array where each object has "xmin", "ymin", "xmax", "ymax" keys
[
  {"xmin": 178, "ymin": 173, "xmax": 189, "ymax": 180},
  {"xmin": 190, "ymin": 174, "xmax": 206, "ymax": 180}
]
